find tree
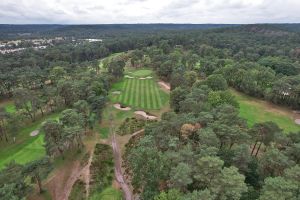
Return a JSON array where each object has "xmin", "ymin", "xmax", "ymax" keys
[
  {"xmin": 154, "ymin": 189, "xmax": 182, "ymax": 200},
  {"xmin": 23, "ymin": 157, "xmax": 52, "ymax": 193},
  {"xmin": 212, "ymin": 166, "xmax": 247, "ymax": 200},
  {"xmin": 258, "ymin": 147, "xmax": 292, "ymax": 178},
  {"xmin": 0, "ymin": 162, "xmax": 30, "ymax": 199},
  {"xmin": 49, "ymin": 66, "xmax": 66, "ymax": 84},
  {"xmin": 259, "ymin": 176, "xmax": 298, "ymax": 200},
  {"xmin": 0, "ymin": 108, "xmax": 9, "ymax": 142},
  {"xmin": 183, "ymin": 189, "xmax": 215, "ymax": 200},
  {"xmin": 206, "ymin": 74, "xmax": 228, "ymax": 91},
  {"xmin": 13, "ymin": 88, "xmax": 38, "ymax": 121},
  {"xmin": 170, "ymin": 163, "xmax": 193, "ymax": 191},
  {"xmin": 196, "ymin": 128, "xmax": 220, "ymax": 148},
  {"xmin": 194, "ymin": 156, "xmax": 224, "ymax": 188},
  {"xmin": 250, "ymin": 122, "xmax": 281, "ymax": 157},
  {"xmin": 43, "ymin": 119, "xmax": 65, "ymax": 157},
  {"xmin": 57, "ymin": 80, "xmax": 77, "ymax": 106},
  {"xmin": 232, "ymin": 144, "xmax": 252, "ymax": 174},
  {"xmin": 107, "ymin": 58, "xmax": 125, "ymax": 79},
  {"xmin": 74, "ymin": 100, "xmax": 90, "ymax": 133},
  {"xmin": 170, "ymin": 87, "xmax": 188, "ymax": 113}
]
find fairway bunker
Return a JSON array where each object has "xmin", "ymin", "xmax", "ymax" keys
[
  {"xmin": 114, "ymin": 103, "xmax": 131, "ymax": 111},
  {"xmin": 30, "ymin": 130, "xmax": 40, "ymax": 137},
  {"xmin": 158, "ymin": 81, "xmax": 170, "ymax": 91},
  {"xmin": 139, "ymin": 76, "xmax": 153, "ymax": 80},
  {"xmin": 112, "ymin": 91, "xmax": 121, "ymax": 95},
  {"xmin": 125, "ymin": 75, "xmax": 134, "ymax": 79},
  {"xmin": 134, "ymin": 111, "xmax": 157, "ymax": 120},
  {"xmin": 295, "ymin": 119, "xmax": 300, "ymax": 125}
]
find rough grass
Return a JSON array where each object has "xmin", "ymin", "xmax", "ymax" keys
[
  {"xmin": 89, "ymin": 187, "xmax": 122, "ymax": 200},
  {"xmin": 0, "ymin": 101, "xmax": 16, "ymax": 113},
  {"xmin": 231, "ymin": 89, "xmax": 300, "ymax": 133},
  {"xmin": 0, "ymin": 112, "xmax": 60, "ymax": 169},
  {"xmin": 111, "ymin": 73, "xmax": 169, "ymax": 110}
]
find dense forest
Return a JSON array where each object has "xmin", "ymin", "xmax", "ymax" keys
[{"xmin": 0, "ymin": 24, "xmax": 300, "ymax": 200}]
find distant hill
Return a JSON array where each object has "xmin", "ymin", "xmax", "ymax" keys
[{"xmin": 0, "ymin": 24, "xmax": 238, "ymax": 39}]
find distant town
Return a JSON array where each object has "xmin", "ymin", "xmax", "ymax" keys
[{"xmin": 0, "ymin": 37, "xmax": 103, "ymax": 54}]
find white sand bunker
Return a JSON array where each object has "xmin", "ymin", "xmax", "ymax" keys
[
  {"xmin": 295, "ymin": 119, "xmax": 300, "ymax": 125},
  {"xmin": 125, "ymin": 75, "xmax": 134, "ymax": 79},
  {"xmin": 158, "ymin": 81, "xmax": 170, "ymax": 91},
  {"xmin": 139, "ymin": 76, "xmax": 153, "ymax": 80},
  {"xmin": 134, "ymin": 111, "xmax": 157, "ymax": 120},
  {"xmin": 30, "ymin": 130, "xmax": 40, "ymax": 137},
  {"xmin": 112, "ymin": 91, "xmax": 121, "ymax": 95},
  {"xmin": 114, "ymin": 103, "xmax": 131, "ymax": 111}
]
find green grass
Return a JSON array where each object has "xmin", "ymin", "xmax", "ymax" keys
[
  {"xmin": 231, "ymin": 90, "xmax": 300, "ymax": 133},
  {"xmin": 89, "ymin": 187, "xmax": 122, "ymax": 200},
  {"xmin": 0, "ymin": 101, "xmax": 16, "ymax": 113},
  {"xmin": 131, "ymin": 69, "xmax": 153, "ymax": 77},
  {"xmin": 0, "ymin": 113, "xmax": 60, "ymax": 169},
  {"xmin": 111, "ymin": 72, "xmax": 169, "ymax": 110}
]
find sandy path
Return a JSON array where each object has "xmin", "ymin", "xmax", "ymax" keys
[
  {"xmin": 81, "ymin": 151, "xmax": 94, "ymax": 199},
  {"xmin": 111, "ymin": 129, "xmax": 144, "ymax": 200},
  {"xmin": 45, "ymin": 160, "xmax": 82, "ymax": 200},
  {"xmin": 112, "ymin": 132, "xmax": 133, "ymax": 200}
]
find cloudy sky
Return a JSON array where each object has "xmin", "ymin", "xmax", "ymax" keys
[{"xmin": 0, "ymin": 0, "xmax": 299, "ymax": 24}]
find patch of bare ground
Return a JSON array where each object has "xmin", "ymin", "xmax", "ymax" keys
[{"xmin": 158, "ymin": 81, "xmax": 170, "ymax": 91}]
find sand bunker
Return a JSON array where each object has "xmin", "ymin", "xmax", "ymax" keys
[
  {"xmin": 112, "ymin": 91, "xmax": 121, "ymax": 95},
  {"xmin": 134, "ymin": 111, "xmax": 157, "ymax": 120},
  {"xmin": 295, "ymin": 119, "xmax": 300, "ymax": 125},
  {"xmin": 146, "ymin": 76, "xmax": 153, "ymax": 79},
  {"xmin": 30, "ymin": 130, "xmax": 40, "ymax": 137},
  {"xmin": 125, "ymin": 75, "xmax": 134, "ymax": 79},
  {"xmin": 139, "ymin": 77, "xmax": 146, "ymax": 80},
  {"xmin": 158, "ymin": 81, "xmax": 170, "ymax": 91},
  {"xmin": 114, "ymin": 103, "xmax": 131, "ymax": 111}
]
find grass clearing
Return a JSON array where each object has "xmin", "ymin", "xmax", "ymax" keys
[
  {"xmin": 231, "ymin": 89, "xmax": 300, "ymax": 133},
  {"xmin": 0, "ymin": 100, "xmax": 16, "ymax": 113},
  {"xmin": 89, "ymin": 187, "xmax": 122, "ymax": 200},
  {"xmin": 0, "ymin": 112, "xmax": 60, "ymax": 169},
  {"xmin": 111, "ymin": 70, "xmax": 169, "ymax": 110}
]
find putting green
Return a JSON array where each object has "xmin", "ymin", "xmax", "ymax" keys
[{"xmin": 131, "ymin": 69, "xmax": 153, "ymax": 77}]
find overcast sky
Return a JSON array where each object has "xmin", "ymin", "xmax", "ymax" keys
[{"xmin": 0, "ymin": 0, "xmax": 299, "ymax": 24}]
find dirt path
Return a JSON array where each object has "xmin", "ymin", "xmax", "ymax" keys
[
  {"xmin": 112, "ymin": 132, "xmax": 133, "ymax": 200},
  {"xmin": 45, "ymin": 159, "xmax": 82, "ymax": 200},
  {"xmin": 82, "ymin": 151, "xmax": 94, "ymax": 199}
]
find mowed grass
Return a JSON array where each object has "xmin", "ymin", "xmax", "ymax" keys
[
  {"xmin": 111, "ymin": 77, "xmax": 169, "ymax": 110},
  {"xmin": 89, "ymin": 187, "xmax": 122, "ymax": 200},
  {"xmin": 231, "ymin": 89, "xmax": 300, "ymax": 133},
  {"xmin": 131, "ymin": 69, "xmax": 152, "ymax": 77},
  {"xmin": 0, "ymin": 113, "xmax": 60, "ymax": 169}
]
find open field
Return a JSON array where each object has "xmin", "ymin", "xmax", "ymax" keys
[
  {"xmin": 231, "ymin": 89, "xmax": 300, "ymax": 133},
  {"xmin": 111, "ymin": 70, "xmax": 169, "ymax": 110},
  {"xmin": 0, "ymin": 112, "xmax": 60, "ymax": 169}
]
